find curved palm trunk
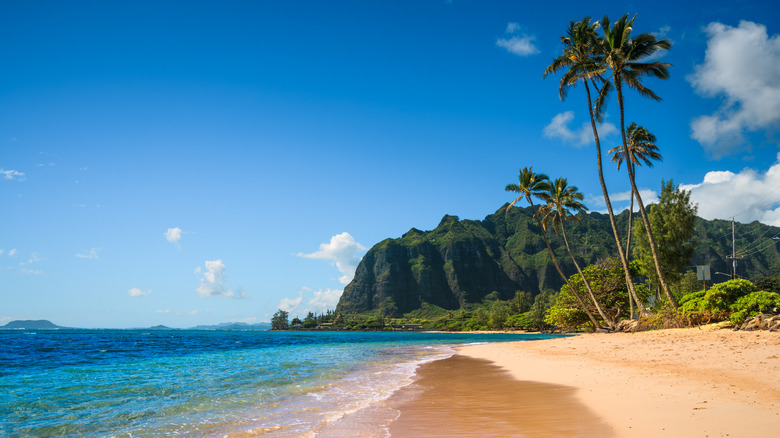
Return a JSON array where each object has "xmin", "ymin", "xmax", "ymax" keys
[
  {"xmin": 527, "ymin": 198, "xmax": 602, "ymax": 331},
  {"xmin": 615, "ymin": 79, "xmax": 679, "ymax": 308},
  {"xmin": 625, "ymin": 169, "xmax": 637, "ymax": 318},
  {"xmin": 558, "ymin": 217, "xmax": 615, "ymax": 329},
  {"xmin": 585, "ymin": 80, "xmax": 646, "ymax": 316},
  {"xmin": 626, "ymin": 186, "xmax": 634, "ymax": 254},
  {"xmin": 626, "ymin": 190, "xmax": 636, "ymax": 319}
]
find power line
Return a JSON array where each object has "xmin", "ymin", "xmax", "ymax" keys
[
  {"xmin": 738, "ymin": 235, "xmax": 780, "ymax": 258},
  {"xmin": 736, "ymin": 224, "xmax": 779, "ymax": 254}
]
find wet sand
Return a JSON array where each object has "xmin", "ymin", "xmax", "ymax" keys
[
  {"xmin": 457, "ymin": 326, "xmax": 780, "ymax": 437},
  {"xmin": 387, "ymin": 354, "xmax": 611, "ymax": 437}
]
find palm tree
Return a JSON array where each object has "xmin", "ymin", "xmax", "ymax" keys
[
  {"xmin": 608, "ymin": 122, "xmax": 663, "ymax": 254},
  {"xmin": 609, "ymin": 124, "xmax": 661, "ymax": 320},
  {"xmin": 506, "ymin": 168, "xmax": 602, "ymax": 331},
  {"xmin": 543, "ymin": 17, "xmax": 646, "ymax": 315},
  {"xmin": 595, "ymin": 14, "xmax": 678, "ymax": 308},
  {"xmin": 538, "ymin": 178, "xmax": 615, "ymax": 329}
]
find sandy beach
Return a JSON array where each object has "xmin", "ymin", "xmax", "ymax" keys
[{"xmin": 391, "ymin": 326, "xmax": 780, "ymax": 437}]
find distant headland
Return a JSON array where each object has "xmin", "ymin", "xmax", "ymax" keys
[{"xmin": 2, "ymin": 320, "xmax": 66, "ymax": 329}]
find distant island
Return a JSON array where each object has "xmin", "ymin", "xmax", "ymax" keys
[
  {"xmin": 190, "ymin": 322, "xmax": 271, "ymax": 331},
  {"xmin": 2, "ymin": 320, "xmax": 65, "ymax": 329}
]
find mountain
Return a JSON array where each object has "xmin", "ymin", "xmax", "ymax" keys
[
  {"xmin": 336, "ymin": 205, "xmax": 780, "ymax": 316},
  {"xmin": 189, "ymin": 322, "xmax": 271, "ymax": 331},
  {"xmin": 2, "ymin": 320, "xmax": 65, "ymax": 329}
]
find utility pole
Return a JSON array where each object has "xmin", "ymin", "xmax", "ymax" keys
[
  {"xmin": 732, "ymin": 218, "xmax": 736, "ymax": 280},
  {"xmin": 726, "ymin": 218, "xmax": 744, "ymax": 280}
]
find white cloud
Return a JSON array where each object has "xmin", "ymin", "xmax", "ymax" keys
[
  {"xmin": 609, "ymin": 189, "xmax": 660, "ymax": 206},
  {"xmin": 1, "ymin": 169, "xmax": 25, "ymax": 181},
  {"xmin": 165, "ymin": 227, "xmax": 183, "ymax": 244},
  {"xmin": 156, "ymin": 309, "xmax": 171, "ymax": 313},
  {"xmin": 653, "ymin": 25, "xmax": 671, "ymax": 39},
  {"xmin": 75, "ymin": 248, "xmax": 100, "ymax": 259},
  {"xmin": 308, "ymin": 288, "xmax": 343, "ymax": 313},
  {"xmin": 496, "ymin": 22, "xmax": 539, "ymax": 56},
  {"xmin": 15, "ymin": 252, "xmax": 44, "ymax": 275},
  {"xmin": 689, "ymin": 21, "xmax": 780, "ymax": 157},
  {"xmin": 587, "ymin": 188, "xmax": 659, "ymax": 214},
  {"xmin": 128, "ymin": 288, "xmax": 152, "ymax": 297},
  {"xmin": 277, "ymin": 287, "xmax": 343, "ymax": 316},
  {"xmin": 544, "ymin": 111, "xmax": 618, "ymax": 147},
  {"xmin": 195, "ymin": 259, "xmax": 248, "ymax": 299},
  {"xmin": 680, "ymin": 153, "xmax": 780, "ymax": 225},
  {"xmin": 297, "ymin": 232, "xmax": 366, "ymax": 285},
  {"xmin": 19, "ymin": 252, "xmax": 43, "ymax": 266},
  {"xmin": 279, "ymin": 291, "xmax": 304, "ymax": 313}
]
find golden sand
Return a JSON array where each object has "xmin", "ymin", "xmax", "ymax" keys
[
  {"xmin": 454, "ymin": 327, "xmax": 780, "ymax": 437},
  {"xmin": 388, "ymin": 354, "xmax": 611, "ymax": 437}
]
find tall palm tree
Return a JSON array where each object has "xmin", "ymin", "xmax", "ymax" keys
[
  {"xmin": 543, "ymin": 17, "xmax": 646, "ymax": 315},
  {"xmin": 506, "ymin": 168, "xmax": 602, "ymax": 330},
  {"xmin": 595, "ymin": 14, "xmax": 678, "ymax": 308},
  {"xmin": 538, "ymin": 178, "xmax": 615, "ymax": 329},
  {"xmin": 608, "ymin": 122, "xmax": 663, "ymax": 255}
]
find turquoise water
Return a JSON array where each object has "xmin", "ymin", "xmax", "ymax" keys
[{"xmin": 0, "ymin": 330, "xmax": 562, "ymax": 437}]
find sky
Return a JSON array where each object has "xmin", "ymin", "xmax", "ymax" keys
[{"xmin": 2, "ymin": 0, "xmax": 779, "ymax": 328}]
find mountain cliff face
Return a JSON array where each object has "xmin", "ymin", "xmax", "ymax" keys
[
  {"xmin": 335, "ymin": 205, "xmax": 780, "ymax": 316},
  {"xmin": 336, "ymin": 205, "xmax": 615, "ymax": 315}
]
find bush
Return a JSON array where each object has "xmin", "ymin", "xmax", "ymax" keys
[
  {"xmin": 679, "ymin": 279, "xmax": 756, "ymax": 325},
  {"xmin": 678, "ymin": 289, "xmax": 706, "ymax": 305},
  {"xmin": 505, "ymin": 313, "xmax": 534, "ymax": 330},
  {"xmin": 729, "ymin": 291, "xmax": 780, "ymax": 325},
  {"xmin": 544, "ymin": 303, "xmax": 589, "ymax": 331}
]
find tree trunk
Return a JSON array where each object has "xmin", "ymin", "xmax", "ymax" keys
[
  {"xmin": 585, "ymin": 80, "xmax": 646, "ymax": 316},
  {"xmin": 626, "ymin": 178, "xmax": 634, "ymax": 255},
  {"xmin": 526, "ymin": 197, "xmax": 602, "ymax": 330},
  {"xmin": 615, "ymin": 79, "xmax": 679, "ymax": 308},
  {"xmin": 559, "ymin": 217, "xmax": 615, "ymax": 329},
  {"xmin": 626, "ymin": 182, "xmax": 636, "ymax": 319}
]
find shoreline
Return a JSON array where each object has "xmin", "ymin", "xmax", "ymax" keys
[
  {"xmin": 453, "ymin": 326, "xmax": 780, "ymax": 437},
  {"xmin": 386, "ymin": 354, "xmax": 611, "ymax": 437}
]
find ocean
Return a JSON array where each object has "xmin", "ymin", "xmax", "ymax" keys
[{"xmin": 0, "ymin": 329, "xmax": 562, "ymax": 437}]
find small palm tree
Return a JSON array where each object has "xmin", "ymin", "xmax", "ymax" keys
[
  {"xmin": 544, "ymin": 17, "xmax": 646, "ymax": 316},
  {"xmin": 538, "ymin": 178, "xmax": 615, "ymax": 329},
  {"xmin": 608, "ymin": 122, "xmax": 663, "ymax": 254},
  {"xmin": 506, "ymin": 168, "xmax": 602, "ymax": 330},
  {"xmin": 596, "ymin": 14, "xmax": 678, "ymax": 308}
]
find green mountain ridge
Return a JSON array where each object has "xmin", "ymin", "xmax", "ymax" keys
[{"xmin": 336, "ymin": 205, "xmax": 780, "ymax": 316}]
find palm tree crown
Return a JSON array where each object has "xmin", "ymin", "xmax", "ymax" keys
[
  {"xmin": 538, "ymin": 178, "xmax": 588, "ymax": 232},
  {"xmin": 594, "ymin": 14, "xmax": 672, "ymax": 115},
  {"xmin": 543, "ymin": 17, "xmax": 602, "ymax": 105},
  {"xmin": 505, "ymin": 167, "xmax": 551, "ymax": 210},
  {"xmin": 608, "ymin": 122, "xmax": 663, "ymax": 170}
]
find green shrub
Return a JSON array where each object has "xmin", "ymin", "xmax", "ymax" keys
[
  {"xmin": 678, "ymin": 289, "xmax": 706, "ymax": 305},
  {"xmin": 679, "ymin": 279, "xmax": 756, "ymax": 325},
  {"xmin": 505, "ymin": 313, "xmax": 534, "ymax": 330},
  {"xmin": 729, "ymin": 291, "xmax": 780, "ymax": 325},
  {"xmin": 544, "ymin": 302, "xmax": 589, "ymax": 331}
]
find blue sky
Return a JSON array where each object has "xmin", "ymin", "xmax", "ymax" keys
[{"xmin": 2, "ymin": 0, "xmax": 779, "ymax": 328}]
